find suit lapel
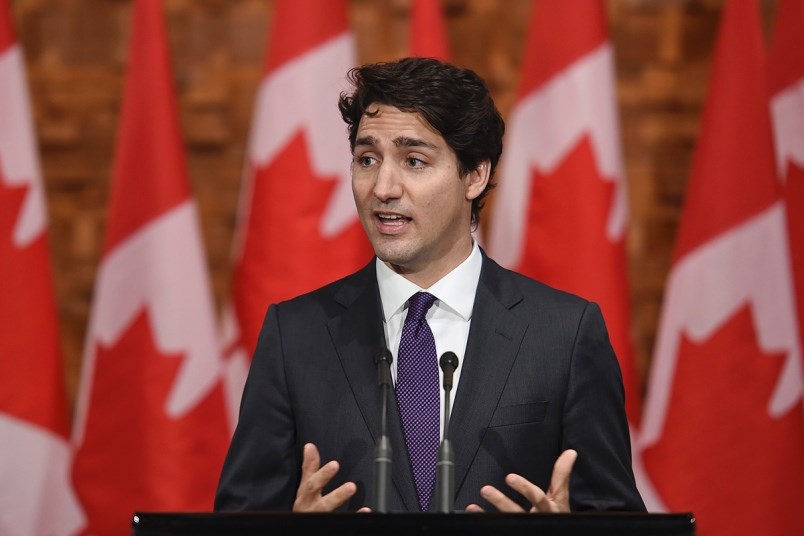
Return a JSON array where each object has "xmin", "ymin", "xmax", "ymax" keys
[
  {"xmin": 450, "ymin": 255, "xmax": 528, "ymax": 498},
  {"xmin": 327, "ymin": 262, "xmax": 419, "ymax": 511}
]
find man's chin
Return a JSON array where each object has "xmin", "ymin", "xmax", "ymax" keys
[
  {"xmin": 372, "ymin": 242, "xmax": 410, "ymax": 262},
  {"xmin": 375, "ymin": 250, "xmax": 417, "ymax": 274}
]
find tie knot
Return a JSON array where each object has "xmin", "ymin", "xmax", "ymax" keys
[{"xmin": 407, "ymin": 292, "xmax": 437, "ymax": 323}]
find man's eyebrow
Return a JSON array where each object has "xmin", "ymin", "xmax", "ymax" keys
[
  {"xmin": 394, "ymin": 136, "xmax": 437, "ymax": 150},
  {"xmin": 354, "ymin": 135, "xmax": 437, "ymax": 150},
  {"xmin": 355, "ymin": 135, "xmax": 377, "ymax": 147}
]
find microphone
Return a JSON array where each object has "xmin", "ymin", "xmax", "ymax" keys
[
  {"xmin": 440, "ymin": 351, "xmax": 459, "ymax": 391},
  {"xmin": 434, "ymin": 351, "xmax": 459, "ymax": 513},
  {"xmin": 372, "ymin": 349, "xmax": 393, "ymax": 513}
]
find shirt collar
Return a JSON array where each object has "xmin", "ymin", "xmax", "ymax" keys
[{"xmin": 376, "ymin": 240, "xmax": 482, "ymax": 322}]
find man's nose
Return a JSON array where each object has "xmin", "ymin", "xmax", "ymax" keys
[{"xmin": 373, "ymin": 162, "xmax": 403, "ymax": 202}]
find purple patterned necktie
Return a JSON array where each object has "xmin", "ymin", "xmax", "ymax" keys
[{"xmin": 396, "ymin": 291, "xmax": 440, "ymax": 512}]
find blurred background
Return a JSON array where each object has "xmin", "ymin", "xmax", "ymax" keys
[
  {"xmin": 3, "ymin": 1, "xmax": 803, "ymax": 535},
  {"xmin": 13, "ymin": 0, "xmax": 778, "ymax": 403}
]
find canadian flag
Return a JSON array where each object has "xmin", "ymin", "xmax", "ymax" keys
[
  {"xmin": 769, "ymin": 0, "xmax": 804, "ymax": 371},
  {"xmin": 640, "ymin": 1, "xmax": 804, "ymax": 534},
  {"xmin": 486, "ymin": 2, "xmax": 640, "ymax": 428},
  {"xmin": 220, "ymin": 0, "xmax": 371, "ymax": 424},
  {"xmin": 410, "ymin": 0, "xmax": 450, "ymax": 60},
  {"xmin": 0, "ymin": 1, "xmax": 84, "ymax": 534},
  {"xmin": 70, "ymin": 1, "xmax": 229, "ymax": 534}
]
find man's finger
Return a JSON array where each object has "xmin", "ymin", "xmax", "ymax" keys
[
  {"xmin": 479, "ymin": 485, "xmax": 526, "ymax": 513},
  {"xmin": 504, "ymin": 474, "xmax": 550, "ymax": 512},
  {"xmin": 301, "ymin": 460, "xmax": 341, "ymax": 498},
  {"xmin": 296, "ymin": 444, "xmax": 341, "ymax": 505},
  {"xmin": 301, "ymin": 443, "xmax": 341, "ymax": 493},
  {"xmin": 294, "ymin": 444, "xmax": 357, "ymax": 512},
  {"xmin": 316, "ymin": 481, "xmax": 357, "ymax": 511},
  {"xmin": 300, "ymin": 443, "xmax": 322, "ymax": 479},
  {"xmin": 548, "ymin": 449, "xmax": 578, "ymax": 495},
  {"xmin": 465, "ymin": 504, "xmax": 486, "ymax": 513}
]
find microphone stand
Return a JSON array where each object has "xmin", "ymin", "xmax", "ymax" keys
[
  {"xmin": 373, "ymin": 349, "xmax": 393, "ymax": 513},
  {"xmin": 434, "ymin": 351, "xmax": 459, "ymax": 513}
]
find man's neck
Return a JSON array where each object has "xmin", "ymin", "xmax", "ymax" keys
[{"xmin": 385, "ymin": 237, "xmax": 475, "ymax": 289}]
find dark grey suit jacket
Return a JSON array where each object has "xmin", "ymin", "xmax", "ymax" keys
[{"xmin": 215, "ymin": 253, "xmax": 645, "ymax": 512}]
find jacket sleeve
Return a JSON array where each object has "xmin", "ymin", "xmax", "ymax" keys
[
  {"xmin": 214, "ymin": 304, "xmax": 300, "ymax": 511},
  {"xmin": 563, "ymin": 302, "xmax": 646, "ymax": 511}
]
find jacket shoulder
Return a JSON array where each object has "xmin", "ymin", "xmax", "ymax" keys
[
  {"xmin": 270, "ymin": 259, "xmax": 377, "ymax": 318},
  {"xmin": 480, "ymin": 253, "xmax": 592, "ymax": 314}
]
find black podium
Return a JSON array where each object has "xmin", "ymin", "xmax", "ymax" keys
[{"xmin": 132, "ymin": 512, "xmax": 695, "ymax": 536}]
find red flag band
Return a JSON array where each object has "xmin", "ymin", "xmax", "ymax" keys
[
  {"xmin": 221, "ymin": 0, "xmax": 372, "ymax": 424},
  {"xmin": 640, "ymin": 1, "xmax": 804, "ymax": 534},
  {"xmin": 71, "ymin": 2, "xmax": 229, "ymax": 533},
  {"xmin": 410, "ymin": 0, "xmax": 450, "ymax": 61},
  {"xmin": 0, "ymin": 0, "xmax": 83, "ymax": 532},
  {"xmin": 487, "ymin": 0, "xmax": 640, "ymax": 425}
]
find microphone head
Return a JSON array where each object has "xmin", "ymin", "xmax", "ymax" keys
[
  {"xmin": 374, "ymin": 348, "xmax": 393, "ymax": 367},
  {"xmin": 439, "ymin": 351, "xmax": 459, "ymax": 373},
  {"xmin": 375, "ymin": 348, "xmax": 394, "ymax": 387}
]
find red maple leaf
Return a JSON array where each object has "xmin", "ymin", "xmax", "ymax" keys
[
  {"xmin": 516, "ymin": 136, "xmax": 640, "ymax": 420},
  {"xmin": 232, "ymin": 132, "xmax": 372, "ymax": 355},
  {"xmin": 72, "ymin": 310, "xmax": 228, "ymax": 536},
  {"xmin": 0, "ymin": 169, "xmax": 68, "ymax": 436},
  {"xmin": 642, "ymin": 306, "xmax": 804, "ymax": 535}
]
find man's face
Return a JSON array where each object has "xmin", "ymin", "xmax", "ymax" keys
[{"xmin": 351, "ymin": 104, "xmax": 488, "ymax": 285}]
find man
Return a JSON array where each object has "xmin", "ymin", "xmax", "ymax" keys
[{"xmin": 215, "ymin": 57, "xmax": 645, "ymax": 513}]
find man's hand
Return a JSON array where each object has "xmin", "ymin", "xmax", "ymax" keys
[
  {"xmin": 465, "ymin": 449, "xmax": 578, "ymax": 513},
  {"xmin": 292, "ymin": 443, "xmax": 357, "ymax": 512}
]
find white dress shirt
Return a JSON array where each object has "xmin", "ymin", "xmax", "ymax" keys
[{"xmin": 376, "ymin": 240, "xmax": 482, "ymax": 437}]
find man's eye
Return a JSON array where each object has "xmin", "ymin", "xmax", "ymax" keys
[
  {"xmin": 406, "ymin": 157, "xmax": 425, "ymax": 168},
  {"xmin": 356, "ymin": 156, "xmax": 376, "ymax": 167}
]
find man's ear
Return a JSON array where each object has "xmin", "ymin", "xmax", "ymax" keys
[{"xmin": 465, "ymin": 160, "xmax": 491, "ymax": 201}]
